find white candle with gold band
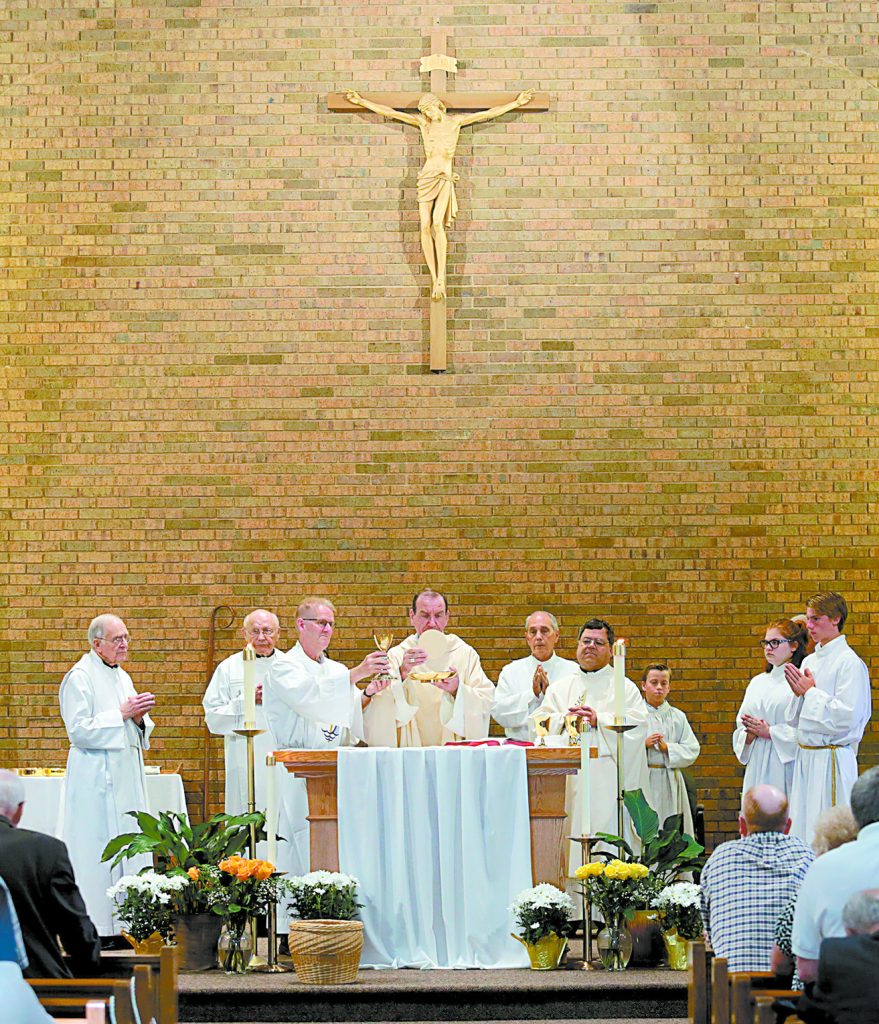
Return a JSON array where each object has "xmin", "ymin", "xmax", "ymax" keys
[
  {"xmin": 243, "ymin": 643, "xmax": 257, "ymax": 729},
  {"xmin": 612, "ymin": 638, "xmax": 626, "ymax": 723},
  {"xmin": 580, "ymin": 720, "xmax": 591, "ymax": 836}
]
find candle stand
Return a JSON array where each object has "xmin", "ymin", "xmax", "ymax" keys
[
  {"xmin": 568, "ymin": 834, "xmax": 598, "ymax": 969},
  {"xmin": 233, "ymin": 726, "xmax": 270, "ymax": 971}
]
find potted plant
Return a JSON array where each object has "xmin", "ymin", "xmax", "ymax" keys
[
  {"xmin": 509, "ymin": 883, "xmax": 573, "ymax": 970},
  {"xmin": 106, "ymin": 871, "xmax": 189, "ymax": 953},
  {"xmin": 575, "ymin": 860, "xmax": 650, "ymax": 971},
  {"xmin": 652, "ymin": 881, "xmax": 704, "ymax": 970},
  {"xmin": 286, "ymin": 871, "xmax": 363, "ymax": 985}
]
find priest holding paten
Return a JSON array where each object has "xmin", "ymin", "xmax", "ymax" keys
[
  {"xmin": 59, "ymin": 614, "xmax": 155, "ymax": 936},
  {"xmin": 492, "ymin": 611, "xmax": 577, "ymax": 740},
  {"xmin": 362, "ymin": 588, "xmax": 495, "ymax": 747},
  {"xmin": 537, "ymin": 618, "xmax": 649, "ymax": 857}
]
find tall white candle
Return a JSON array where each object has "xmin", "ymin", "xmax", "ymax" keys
[
  {"xmin": 612, "ymin": 638, "xmax": 626, "ymax": 723},
  {"xmin": 580, "ymin": 720, "xmax": 591, "ymax": 837},
  {"xmin": 265, "ymin": 754, "xmax": 278, "ymax": 865},
  {"xmin": 243, "ymin": 643, "xmax": 257, "ymax": 730}
]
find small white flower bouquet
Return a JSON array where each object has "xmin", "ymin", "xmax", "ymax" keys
[
  {"xmin": 106, "ymin": 870, "xmax": 190, "ymax": 942},
  {"xmin": 287, "ymin": 870, "xmax": 361, "ymax": 921},
  {"xmin": 652, "ymin": 881, "xmax": 704, "ymax": 940},
  {"xmin": 510, "ymin": 883, "xmax": 574, "ymax": 941}
]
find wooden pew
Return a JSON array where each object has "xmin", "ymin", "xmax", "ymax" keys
[
  {"xmin": 101, "ymin": 945, "xmax": 179, "ymax": 1024},
  {"xmin": 48, "ymin": 997, "xmax": 109, "ymax": 1022},
  {"xmin": 29, "ymin": 977, "xmax": 140, "ymax": 1024},
  {"xmin": 688, "ymin": 939, "xmax": 714, "ymax": 1024}
]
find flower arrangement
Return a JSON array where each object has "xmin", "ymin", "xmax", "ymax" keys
[
  {"xmin": 652, "ymin": 882, "xmax": 703, "ymax": 940},
  {"xmin": 287, "ymin": 871, "xmax": 361, "ymax": 921},
  {"xmin": 106, "ymin": 871, "xmax": 190, "ymax": 942},
  {"xmin": 207, "ymin": 857, "xmax": 289, "ymax": 925},
  {"xmin": 510, "ymin": 883, "xmax": 574, "ymax": 942},
  {"xmin": 575, "ymin": 860, "xmax": 651, "ymax": 922}
]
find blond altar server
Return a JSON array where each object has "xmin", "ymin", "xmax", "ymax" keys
[
  {"xmin": 492, "ymin": 611, "xmax": 576, "ymax": 740},
  {"xmin": 203, "ymin": 609, "xmax": 285, "ymax": 865},
  {"xmin": 59, "ymin": 614, "xmax": 155, "ymax": 934},
  {"xmin": 641, "ymin": 663, "xmax": 700, "ymax": 835},
  {"xmin": 363, "ymin": 589, "xmax": 494, "ymax": 747},
  {"xmin": 733, "ymin": 619, "xmax": 807, "ymax": 799},
  {"xmin": 783, "ymin": 592, "xmax": 871, "ymax": 844},
  {"xmin": 264, "ymin": 598, "xmax": 391, "ymax": 905},
  {"xmin": 537, "ymin": 618, "xmax": 649, "ymax": 858}
]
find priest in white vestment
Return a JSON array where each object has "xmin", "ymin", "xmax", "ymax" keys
[
  {"xmin": 363, "ymin": 588, "xmax": 494, "ymax": 747},
  {"xmin": 492, "ymin": 610, "xmax": 577, "ymax": 740},
  {"xmin": 640, "ymin": 663, "xmax": 699, "ymax": 836},
  {"xmin": 733, "ymin": 619, "xmax": 807, "ymax": 799},
  {"xmin": 264, "ymin": 597, "xmax": 391, "ymax": 927},
  {"xmin": 59, "ymin": 615, "xmax": 156, "ymax": 935},
  {"xmin": 783, "ymin": 592, "xmax": 871, "ymax": 844},
  {"xmin": 537, "ymin": 618, "xmax": 649, "ymax": 880}
]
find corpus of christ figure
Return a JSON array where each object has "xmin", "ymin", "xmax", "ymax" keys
[{"xmin": 345, "ymin": 88, "xmax": 534, "ymax": 301}]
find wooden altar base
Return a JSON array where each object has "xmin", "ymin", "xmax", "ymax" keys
[{"xmin": 177, "ymin": 939, "xmax": 687, "ymax": 1023}]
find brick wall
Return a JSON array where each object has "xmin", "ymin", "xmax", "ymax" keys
[{"xmin": 1, "ymin": 1, "xmax": 876, "ymax": 849}]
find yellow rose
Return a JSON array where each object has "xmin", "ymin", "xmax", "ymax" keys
[
  {"xmin": 575, "ymin": 862, "xmax": 605, "ymax": 879},
  {"xmin": 603, "ymin": 860, "xmax": 630, "ymax": 879},
  {"xmin": 629, "ymin": 863, "xmax": 649, "ymax": 878}
]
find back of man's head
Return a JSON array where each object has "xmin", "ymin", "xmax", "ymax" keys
[
  {"xmin": 740, "ymin": 784, "xmax": 789, "ymax": 834},
  {"xmin": 850, "ymin": 766, "xmax": 879, "ymax": 830},
  {"xmin": 0, "ymin": 770, "xmax": 25, "ymax": 824},
  {"xmin": 842, "ymin": 889, "xmax": 879, "ymax": 936}
]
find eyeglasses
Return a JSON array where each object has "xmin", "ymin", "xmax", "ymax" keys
[
  {"xmin": 300, "ymin": 618, "xmax": 336, "ymax": 630},
  {"xmin": 759, "ymin": 638, "xmax": 790, "ymax": 650},
  {"xmin": 579, "ymin": 638, "xmax": 608, "ymax": 648},
  {"xmin": 247, "ymin": 628, "xmax": 277, "ymax": 638},
  {"xmin": 98, "ymin": 634, "xmax": 130, "ymax": 647}
]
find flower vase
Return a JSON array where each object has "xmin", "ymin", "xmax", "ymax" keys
[
  {"xmin": 596, "ymin": 913, "xmax": 633, "ymax": 971},
  {"xmin": 628, "ymin": 909, "xmax": 665, "ymax": 966},
  {"xmin": 172, "ymin": 913, "xmax": 224, "ymax": 972},
  {"xmin": 662, "ymin": 928, "xmax": 689, "ymax": 971},
  {"xmin": 218, "ymin": 917, "xmax": 253, "ymax": 975},
  {"xmin": 512, "ymin": 932, "xmax": 568, "ymax": 970}
]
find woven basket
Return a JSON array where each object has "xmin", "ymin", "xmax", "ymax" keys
[{"xmin": 288, "ymin": 919, "xmax": 364, "ymax": 985}]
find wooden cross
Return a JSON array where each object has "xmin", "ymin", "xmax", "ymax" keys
[{"xmin": 329, "ymin": 29, "xmax": 549, "ymax": 372}]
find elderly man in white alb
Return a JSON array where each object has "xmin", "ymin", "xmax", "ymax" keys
[
  {"xmin": 492, "ymin": 611, "xmax": 576, "ymax": 740},
  {"xmin": 362, "ymin": 589, "xmax": 495, "ymax": 747},
  {"xmin": 783, "ymin": 591, "xmax": 871, "ymax": 844},
  {"xmin": 538, "ymin": 618, "xmax": 649, "ymax": 856},
  {"xmin": 59, "ymin": 614, "xmax": 156, "ymax": 935}
]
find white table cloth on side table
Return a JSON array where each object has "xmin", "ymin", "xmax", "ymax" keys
[{"xmin": 337, "ymin": 746, "xmax": 532, "ymax": 969}]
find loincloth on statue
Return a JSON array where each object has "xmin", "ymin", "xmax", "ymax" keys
[{"xmin": 417, "ymin": 169, "xmax": 460, "ymax": 227}]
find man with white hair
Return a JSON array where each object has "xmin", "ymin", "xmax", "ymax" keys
[
  {"xmin": 491, "ymin": 611, "xmax": 576, "ymax": 740},
  {"xmin": 59, "ymin": 613, "xmax": 155, "ymax": 935},
  {"xmin": 0, "ymin": 769, "xmax": 100, "ymax": 978}
]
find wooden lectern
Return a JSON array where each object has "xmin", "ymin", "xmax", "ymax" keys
[{"xmin": 275, "ymin": 747, "xmax": 580, "ymax": 889}]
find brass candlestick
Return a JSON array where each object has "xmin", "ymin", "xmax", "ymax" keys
[
  {"xmin": 606, "ymin": 719, "xmax": 636, "ymax": 839},
  {"xmin": 233, "ymin": 726, "xmax": 267, "ymax": 970},
  {"xmin": 569, "ymin": 834, "xmax": 598, "ymax": 969}
]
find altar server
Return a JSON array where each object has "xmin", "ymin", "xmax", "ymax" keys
[
  {"xmin": 641, "ymin": 664, "xmax": 700, "ymax": 835},
  {"xmin": 363, "ymin": 588, "xmax": 495, "ymax": 747},
  {"xmin": 538, "ymin": 618, "xmax": 649, "ymax": 854},
  {"xmin": 783, "ymin": 592, "xmax": 871, "ymax": 844},
  {"xmin": 733, "ymin": 619, "xmax": 806, "ymax": 799},
  {"xmin": 492, "ymin": 611, "xmax": 576, "ymax": 740},
  {"xmin": 59, "ymin": 614, "xmax": 155, "ymax": 935}
]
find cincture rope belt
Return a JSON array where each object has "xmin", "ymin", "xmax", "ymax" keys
[{"xmin": 798, "ymin": 743, "xmax": 843, "ymax": 804}]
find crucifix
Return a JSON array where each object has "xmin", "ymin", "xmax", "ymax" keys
[{"xmin": 328, "ymin": 29, "xmax": 549, "ymax": 372}]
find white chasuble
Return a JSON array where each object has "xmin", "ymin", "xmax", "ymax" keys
[
  {"xmin": 733, "ymin": 664, "xmax": 798, "ymax": 799},
  {"xmin": 363, "ymin": 633, "xmax": 494, "ymax": 747},
  {"xmin": 59, "ymin": 650, "xmax": 155, "ymax": 934},
  {"xmin": 644, "ymin": 700, "xmax": 699, "ymax": 837},
  {"xmin": 491, "ymin": 653, "xmax": 577, "ymax": 740}
]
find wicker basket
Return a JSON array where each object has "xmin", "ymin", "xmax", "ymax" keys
[{"xmin": 288, "ymin": 919, "xmax": 364, "ymax": 985}]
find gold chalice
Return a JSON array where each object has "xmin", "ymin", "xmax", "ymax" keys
[
  {"xmin": 533, "ymin": 713, "xmax": 551, "ymax": 746},
  {"xmin": 372, "ymin": 631, "xmax": 394, "ymax": 685}
]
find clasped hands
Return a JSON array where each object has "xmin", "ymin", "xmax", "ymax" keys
[
  {"xmin": 784, "ymin": 662, "xmax": 816, "ymax": 697},
  {"xmin": 120, "ymin": 692, "xmax": 155, "ymax": 724},
  {"xmin": 566, "ymin": 704, "xmax": 597, "ymax": 727},
  {"xmin": 741, "ymin": 714, "xmax": 771, "ymax": 741},
  {"xmin": 645, "ymin": 731, "xmax": 668, "ymax": 752}
]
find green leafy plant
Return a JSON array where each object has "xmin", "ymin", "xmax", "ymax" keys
[
  {"xmin": 594, "ymin": 789, "xmax": 704, "ymax": 887},
  {"xmin": 287, "ymin": 871, "xmax": 361, "ymax": 921}
]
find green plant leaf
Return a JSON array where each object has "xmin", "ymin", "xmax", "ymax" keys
[{"xmin": 623, "ymin": 789, "xmax": 659, "ymax": 846}]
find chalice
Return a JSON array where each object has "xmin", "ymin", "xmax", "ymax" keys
[
  {"xmin": 372, "ymin": 631, "xmax": 395, "ymax": 685},
  {"xmin": 533, "ymin": 713, "xmax": 551, "ymax": 747}
]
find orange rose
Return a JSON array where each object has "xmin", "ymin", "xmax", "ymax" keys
[
  {"xmin": 187, "ymin": 867, "xmax": 200, "ymax": 881},
  {"xmin": 219, "ymin": 857, "xmax": 242, "ymax": 875},
  {"xmin": 253, "ymin": 861, "xmax": 274, "ymax": 881}
]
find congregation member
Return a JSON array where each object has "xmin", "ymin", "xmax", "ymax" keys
[
  {"xmin": 793, "ymin": 765, "xmax": 879, "ymax": 984},
  {"xmin": 783, "ymin": 592, "xmax": 871, "ymax": 843},
  {"xmin": 537, "ymin": 618, "xmax": 649, "ymax": 850},
  {"xmin": 0, "ymin": 769, "xmax": 101, "ymax": 979},
  {"xmin": 203, "ymin": 609, "xmax": 285, "ymax": 857},
  {"xmin": 733, "ymin": 619, "xmax": 807, "ymax": 800},
  {"xmin": 796, "ymin": 889, "xmax": 879, "ymax": 1024},
  {"xmin": 59, "ymin": 614, "xmax": 155, "ymax": 936},
  {"xmin": 0, "ymin": 878, "xmax": 53, "ymax": 1024},
  {"xmin": 700, "ymin": 784, "xmax": 813, "ymax": 972},
  {"xmin": 363, "ymin": 588, "xmax": 495, "ymax": 746},
  {"xmin": 640, "ymin": 663, "xmax": 700, "ymax": 834},
  {"xmin": 491, "ymin": 611, "xmax": 576, "ymax": 740}
]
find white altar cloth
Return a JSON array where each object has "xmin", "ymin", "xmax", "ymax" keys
[
  {"xmin": 18, "ymin": 774, "xmax": 188, "ymax": 838},
  {"xmin": 337, "ymin": 746, "xmax": 532, "ymax": 969}
]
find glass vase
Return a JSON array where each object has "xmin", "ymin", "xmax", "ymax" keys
[
  {"xmin": 596, "ymin": 912, "xmax": 633, "ymax": 971},
  {"xmin": 218, "ymin": 916, "xmax": 253, "ymax": 974}
]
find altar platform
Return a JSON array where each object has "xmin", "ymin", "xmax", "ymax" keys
[{"xmin": 177, "ymin": 939, "xmax": 688, "ymax": 1024}]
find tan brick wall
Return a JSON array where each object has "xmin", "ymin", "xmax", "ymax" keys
[{"xmin": 1, "ymin": 1, "xmax": 876, "ymax": 850}]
